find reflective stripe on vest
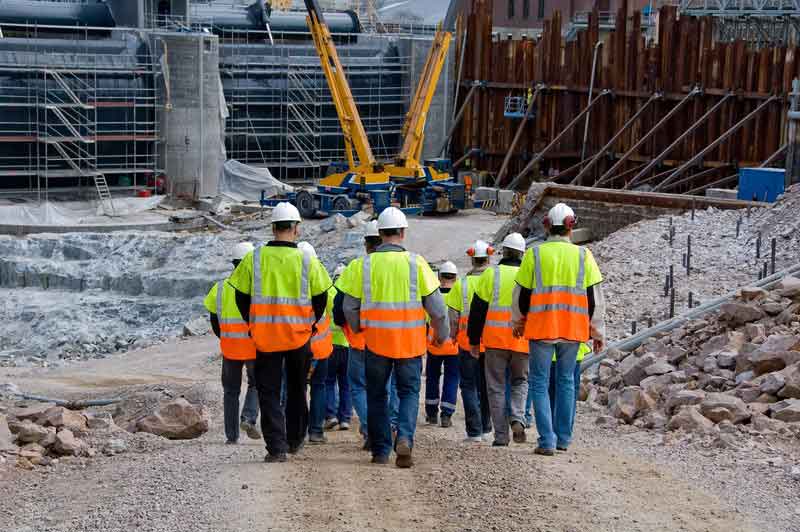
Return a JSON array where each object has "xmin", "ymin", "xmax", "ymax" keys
[
  {"xmin": 249, "ymin": 245, "xmax": 315, "ymax": 352},
  {"xmin": 483, "ymin": 266, "xmax": 528, "ymax": 353},
  {"xmin": 311, "ymin": 314, "xmax": 333, "ymax": 359},
  {"xmin": 216, "ymin": 280, "xmax": 256, "ymax": 360},
  {"xmin": 524, "ymin": 245, "xmax": 590, "ymax": 342},
  {"xmin": 360, "ymin": 252, "xmax": 426, "ymax": 358},
  {"xmin": 456, "ymin": 275, "xmax": 483, "ymax": 352}
]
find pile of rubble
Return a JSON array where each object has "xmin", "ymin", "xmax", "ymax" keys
[
  {"xmin": 587, "ymin": 275, "xmax": 800, "ymax": 442},
  {"xmin": 0, "ymin": 397, "xmax": 208, "ymax": 470}
]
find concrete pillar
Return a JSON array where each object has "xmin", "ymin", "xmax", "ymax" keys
[{"xmin": 152, "ymin": 32, "xmax": 224, "ymax": 200}]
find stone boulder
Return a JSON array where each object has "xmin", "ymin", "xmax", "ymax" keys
[
  {"xmin": 700, "ymin": 332, "xmax": 745, "ymax": 356},
  {"xmin": 10, "ymin": 403, "xmax": 55, "ymax": 422},
  {"xmin": 760, "ymin": 372, "xmax": 787, "ymax": 395},
  {"xmin": 769, "ymin": 399, "xmax": 800, "ymax": 422},
  {"xmin": 0, "ymin": 414, "xmax": 16, "ymax": 452},
  {"xmin": 740, "ymin": 287, "xmax": 768, "ymax": 301},
  {"xmin": 719, "ymin": 302, "xmax": 765, "ymax": 326},
  {"xmin": 52, "ymin": 428, "xmax": 83, "ymax": 456},
  {"xmin": 37, "ymin": 406, "xmax": 88, "ymax": 432},
  {"xmin": 609, "ymin": 386, "xmax": 655, "ymax": 423},
  {"xmin": 777, "ymin": 303, "xmax": 800, "ymax": 325},
  {"xmin": 776, "ymin": 276, "xmax": 800, "ymax": 298},
  {"xmin": 665, "ymin": 389, "xmax": 706, "ymax": 414},
  {"xmin": 619, "ymin": 353, "xmax": 657, "ymax": 387},
  {"xmin": 700, "ymin": 393, "xmax": 751, "ymax": 424},
  {"xmin": 667, "ymin": 406, "xmax": 715, "ymax": 433},
  {"xmin": 182, "ymin": 316, "xmax": 211, "ymax": 337},
  {"xmin": 716, "ymin": 352, "xmax": 737, "ymax": 369},
  {"xmin": 749, "ymin": 350, "xmax": 789, "ymax": 376},
  {"xmin": 645, "ymin": 361, "xmax": 676, "ymax": 376},
  {"xmin": 85, "ymin": 412, "xmax": 116, "ymax": 431},
  {"xmin": 135, "ymin": 398, "xmax": 209, "ymax": 440},
  {"xmin": 11, "ymin": 419, "xmax": 49, "ymax": 444},
  {"xmin": 778, "ymin": 363, "xmax": 800, "ymax": 399}
]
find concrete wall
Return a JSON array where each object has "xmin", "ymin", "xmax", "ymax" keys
[
  {"xmin": 400, "ymin": 35, "xmax": 454, "ymax": 163},
  {"xmin": 153, "ymin": 32, "xmax": 224, "ymax": 200}
]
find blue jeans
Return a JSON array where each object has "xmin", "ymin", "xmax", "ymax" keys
[
  {"xmin": 528, "ymin": 341, "xmax": 579, "ymax": 450},
  {"xmin": 325, "ymin": 346, "xmax": 352, "ymax": 423},
  {"xmin": 425, "ymin": 354, "xmax": 460, "ymax": 417},
  {"xmin": 308, "ymin": 358, "xmax": 329, "ymax": 436},
  {"xmin": 365, "ymin": 351, "xmax": 421, "ymax": 458},
  {"xmin": 549, "ymin": 362, "xmax": 582, "ymax": 430},
  {"xmin": 348, "ymin": 348, "xmax": 368, "ymax": 437},
  {"xmin": 458, "ymin": 351, "xmax": 492, "ymax": 437}
]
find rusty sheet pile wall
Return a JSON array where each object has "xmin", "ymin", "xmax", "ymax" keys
[{"xmin": 454, "ymin": 2, "xmax": 796, "ymax": 193}]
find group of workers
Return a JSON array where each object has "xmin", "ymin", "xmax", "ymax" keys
[{"xmin": 204, "ymin": 200, "xmax": 605, "ymax": 468}]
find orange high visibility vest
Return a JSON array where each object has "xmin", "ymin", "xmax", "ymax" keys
[
  {"xmin": 249, "ymin": 246, "xmax": 315, "ymax": 352},
  {"xmin": 216, "ymin": 280, "xmax": 256, "ymax": 361},
  {"xmin": 427, "ymin": 321, "xmax": 458, "ymax": 355},
  {"xmin": 524, "ymin": 245, "xmax": 590, "ymax": 342},
  {"xmin": 456, "ymin": 275, "xmax": 484, "ymax": 352},
  {"xmin": 482, "ymin": 266, "xmax": 528, "ymax": 353},
  {"xmin": 342, "ymin": 323, "xmax": 366, "ymax": 351},
  {"xmin": 311, "ymin": 314, "xmax": 333, "ymax": 359},
  {"xmin": 360, "ymin": 252, "xmax": 426, "ymax": 358}
]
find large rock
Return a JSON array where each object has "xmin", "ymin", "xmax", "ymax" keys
[
  {"xmin": 776, "ymin": 276, "xmax": 800, "ymax": 298},
  {"xmin": 10, "ymin": 403, "xmax": 55, "ymax": 422},
  {"xmin": 645, "ymin": 361, "xmax": 676, "ymax": 376},
  {"xmin": 52, "ymin": 428, "xmax": 82, "ymax": 456},
  {"xmin": 0, "ymin": 414, "xmax": 16, "ymax": 452},
  {"xmin": 609, "ymin": 386, "xmax": 655, "ymax": 423},
  {"xmin": 37, "ymin": 406, "xmax": 88, "ymax": 432},
  {"xmin": 182, "ymin": 316, "xmax": 211, "ymax": 337},
  {"xmin": 85, "ymin": 412, "xmax": 116, "ymax": 431},
  {"xmin": 716, "ymin": 352, "xmax": 737, "ymax": 369},
  {"xmin": 640, "ymin": 375, "xmax": 673, "ymax": 398},
  {"xmin": 749, "ymin": 350, "xmax": 789, "ymax": 376},
  {"xmin": 740, "ymin": 287, "xmax": 768, "ymax": 301},
  {"xmin": 770, "ymin": 399, "xmax": 800, "ymax": 422},
  {"xmin": 619, "ymin": 353, "xmax": 657, "ymax": 386},
  {"xmin": 700, "ymin": 332, "xmax": 745, "ymax": 356},
  {"xmin": 135, "ymin": 398, "xmax": 209, "ymax": 440},
  {"xmin": 719, "ymin": 302, "xmax": 765, "ymax": 326},
  {"xmin": 665, "ymin": 389, "xmax": 706, "ymax": 414},
  {"xmin": 11, "ymin": 419, "xmax": 49, "ymax": 444},
  {"xmin": 778, "ymin": 363, "xmax": 800, "ymax": 399},
  {"xmin": 760, "ymin": 372, "xmax": 787, "ymax": 395},
  {"xmin": 700, "ymin": 393, "xmax": 751, "ymax": 424},
  {"xmin": 777, "ymin": 303, "xmax": 800, "ymax": 325},
  {"xmin": 667, "ymin": 406, "xmax": 715, "ymax": 433}
]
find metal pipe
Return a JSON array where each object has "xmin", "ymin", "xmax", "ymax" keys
[
  {"xmin": 581, "ymin": 260, "xmax": 800, "ymax": 371},
  {"xmin": 507, "ymin": 89, "xmax": 610, "ymax": 190},
  {"xmin": 572, "ymin": 94, "xmax": 658, "ymax": 186},
  {"xmin": 686, "ymin": 173, "xmax": 739, "ymax": 195},
  {"xmin": 496, "ymin": 84, "xmax": 543, "ymax": 186},
  {"xmin": 595, "ymin": 87, "xmax": 701, "ymax": 188},
  {"xmin": 452, "ymin": 147, "xmax": 478, "ymax": 169},
  {"xmin": 759, "ymin": 142, "xmax": 788, "ymax": 167},
  {"xmin": 438, "ymin": 83, "xmax": 478, "ymax": 157},
  {"xmin": 655, "ymin": 95, "xmax": 779, "ymax": 191},
  {"xmin": 580, "ymin": 41, "xmax": 603, "ymax": 164},
  {"xmin": 660, "ymin": 165, "xmax": 730, "ymax": 193},
  {"xmin": 624, "ymin": 93, "xmax": 733, "ymax": 190}
]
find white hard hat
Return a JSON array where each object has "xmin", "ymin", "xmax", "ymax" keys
[
  {"xmin": 439, "ymin": 261, "xmax": 458, "ymax": 275},
  {"xmin": 272, "ymin": 201, "xmax": 302, "ymax": 223},
  {"xmin": 501, "ymin": 232, "xmax": 526, "ymax": 253},
  {"xmin": 467, "ymin": 240, "xmax": 494, "ymax": 258},
  {"xmin": 297, "ymin": 241, "xmax": 317, "ymax": 259},
  {"xmin": 364, "ymin": 220, "xmax": 380, "ymax": 238},
  {"xmin": 546, "ymin": 203, "xmax": 576, "ymax": 228},
  {"xmin": 232, "ymin": 242, "xmax": 255, "ymax": 261},
  {"xmin": 334, "ymin": 263, "xmax": 346, "ymax": 278},
  {"xmin": 377, "ymin": 207, "xmax": 408, "ymax": 230}
]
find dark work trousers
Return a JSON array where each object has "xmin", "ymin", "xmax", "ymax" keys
[
  {"xmin": 479, "ymin": 353, "xmax": 492, "ymax": 434},
  {"xmin": 221, "ymin": 358, "xmax": 259, "ymax": 443},
  {"xmin": 458, "ymin": 350, "xmax": 493, "ymax": 437},
  {"xmin": 254, "ymin": 342, "xmax": 312, "ymax": 456}
]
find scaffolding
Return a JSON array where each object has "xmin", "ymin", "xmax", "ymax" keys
[{"xmin": 0, "ymin": 26, "xmax": 162, "ymax": 202}]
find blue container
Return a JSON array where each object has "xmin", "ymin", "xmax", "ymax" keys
[{"xmin": 737, "ymin": 167, "xmax": 785, "ymax": 202}]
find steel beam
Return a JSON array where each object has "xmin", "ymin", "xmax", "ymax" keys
[
  {"xmin": 624, "ymin": 93, "xmax": 733, "ymax": 190},
  {"xmin": 506, "ymin": 90, "xmax": 610, "ymax": 190},
  {"xmin": 654, "ymin": 95, "xmax": 779, "ymax": 191},
  {"xmin": 595, "ymin": 87, "xmax": 701, "ymax": 188},
  {"xmin": 438, "ymin": 83, "xmax": 479, "ymax": 157}
]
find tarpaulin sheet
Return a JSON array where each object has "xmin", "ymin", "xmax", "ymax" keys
[
  {"xmin": 218, "ymin": 159, "xmax": 293, "ymax": 203},
  {"xmin": 0, "ymin": 196, "xmax": 165, "ymax": 226}
]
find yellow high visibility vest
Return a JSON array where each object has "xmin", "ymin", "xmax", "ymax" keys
[
  {"xmin": 446, "ymin": 273, "xmax": 484, "ymax": 352},
  {"xmin": 204, "ymin": 279, "xmax": 256, "ymax": 360},
  {"xmin": 475, "ymin": 264, "xmax": 528, "ymax": 353}
]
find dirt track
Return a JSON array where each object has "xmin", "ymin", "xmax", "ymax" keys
[{"xmin": 1, "ymin": 337, "xmax": 766, "ymax": 532}]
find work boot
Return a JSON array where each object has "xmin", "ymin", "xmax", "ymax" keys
[
  {"xmin": 264, "ymin": 453, "xmax": 287, "ymax": 463},
  {"xmin": 425, "ymin": 413, "xmax": 438, "ymax": 425},
  {"xmin": 240, "ymin": 420, "xmax": 262, "ymax": 440},
  {"xmin": 323, "ymin": 417, "xmax": 339, "ymax": 431},
  {"xmin": 492, "ymin": 441, "xmax": 509, "ymax": 447},
  {"xmin": 339, "ymin": 421, "xmax": 351, "ymax": 431},
  {"xmin": 440, "ymin": 415, "xmax": 452, "ymax": 428},
  {"xmin": 462, "ymin": 436, "xmax": 482, "ymax": 444},
  {"xmin": 395, "ymin": 439, "xmax": 413, "ymax": 469},
  {"xmin": 225, "ymin": 439, "xmax": 238, "ymax": 445},
  {"xmin": 371, "ymin": 454, "xmax": 389, "ymax": 465},
  {"xmin": 308, "ymin": 433, "xmax": 327, "ymax": 444},
  {"xmin": 511, "ymin": 421, "xmax": 526, "ymax": 444},
  {"xmin": 361, "ymin": 437, "xmax": 371, "ymax": 451},
  {"xmin": 534, "ymin": 447, "xmax": 555, "ymax": 457},
  {"xmin": 288, "ymin": 441, "xmax": 305, "ymax": 455},
  {"xmin": 556, "ymin": 446, "xmax": 568, "ymax": 452}
]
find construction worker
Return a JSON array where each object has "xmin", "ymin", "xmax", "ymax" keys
[
  {"xmin": 323, "ymin": 264, "xmax": 352, "ymax": 432},
  {"xmin": 204, "ymin": 242, "xmax": 261, "ymax": 445},
  {"xmin": 424, "ymin": 260, "xmax": 460, "ymax": 428},
  {"xmin": 513, "ymin": 203, "xmax": 605, "ymax": 456},
  {"xmin": 228, "ymin": 202, "xmax": 332, "ymax": 463},
  {"xmin": 447, "ymin": 240, "xmax": 493, "ymax": 443},
  {"xmin": 334, "ymin": 220, "xmax": 399, "ymax": 450},
  {"xmin": 299, "ymin": 241, "xmax": 334, "ymax": 445},
  {"xmin": 467, "ymin": 233, "xmax": 529, "ymax": 447},
  {"xmin": 335, "ymin": 207, "xmax": 448, "ymax": 468}
]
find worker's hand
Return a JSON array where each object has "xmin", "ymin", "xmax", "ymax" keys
[
  {"xmin": 593, "ymin": 338, "xmax": 605, "ymax": 354},
  {"xmin": 469, "ymin": 345, "xmax": 480, "ymax": 359},
  {"xmin": 431, "ymin": 335, "xmax": 444, "ymax": 347},
  {"xmin": 512, "ymin": 319, "xmax": 526, "ymax": 338}
]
